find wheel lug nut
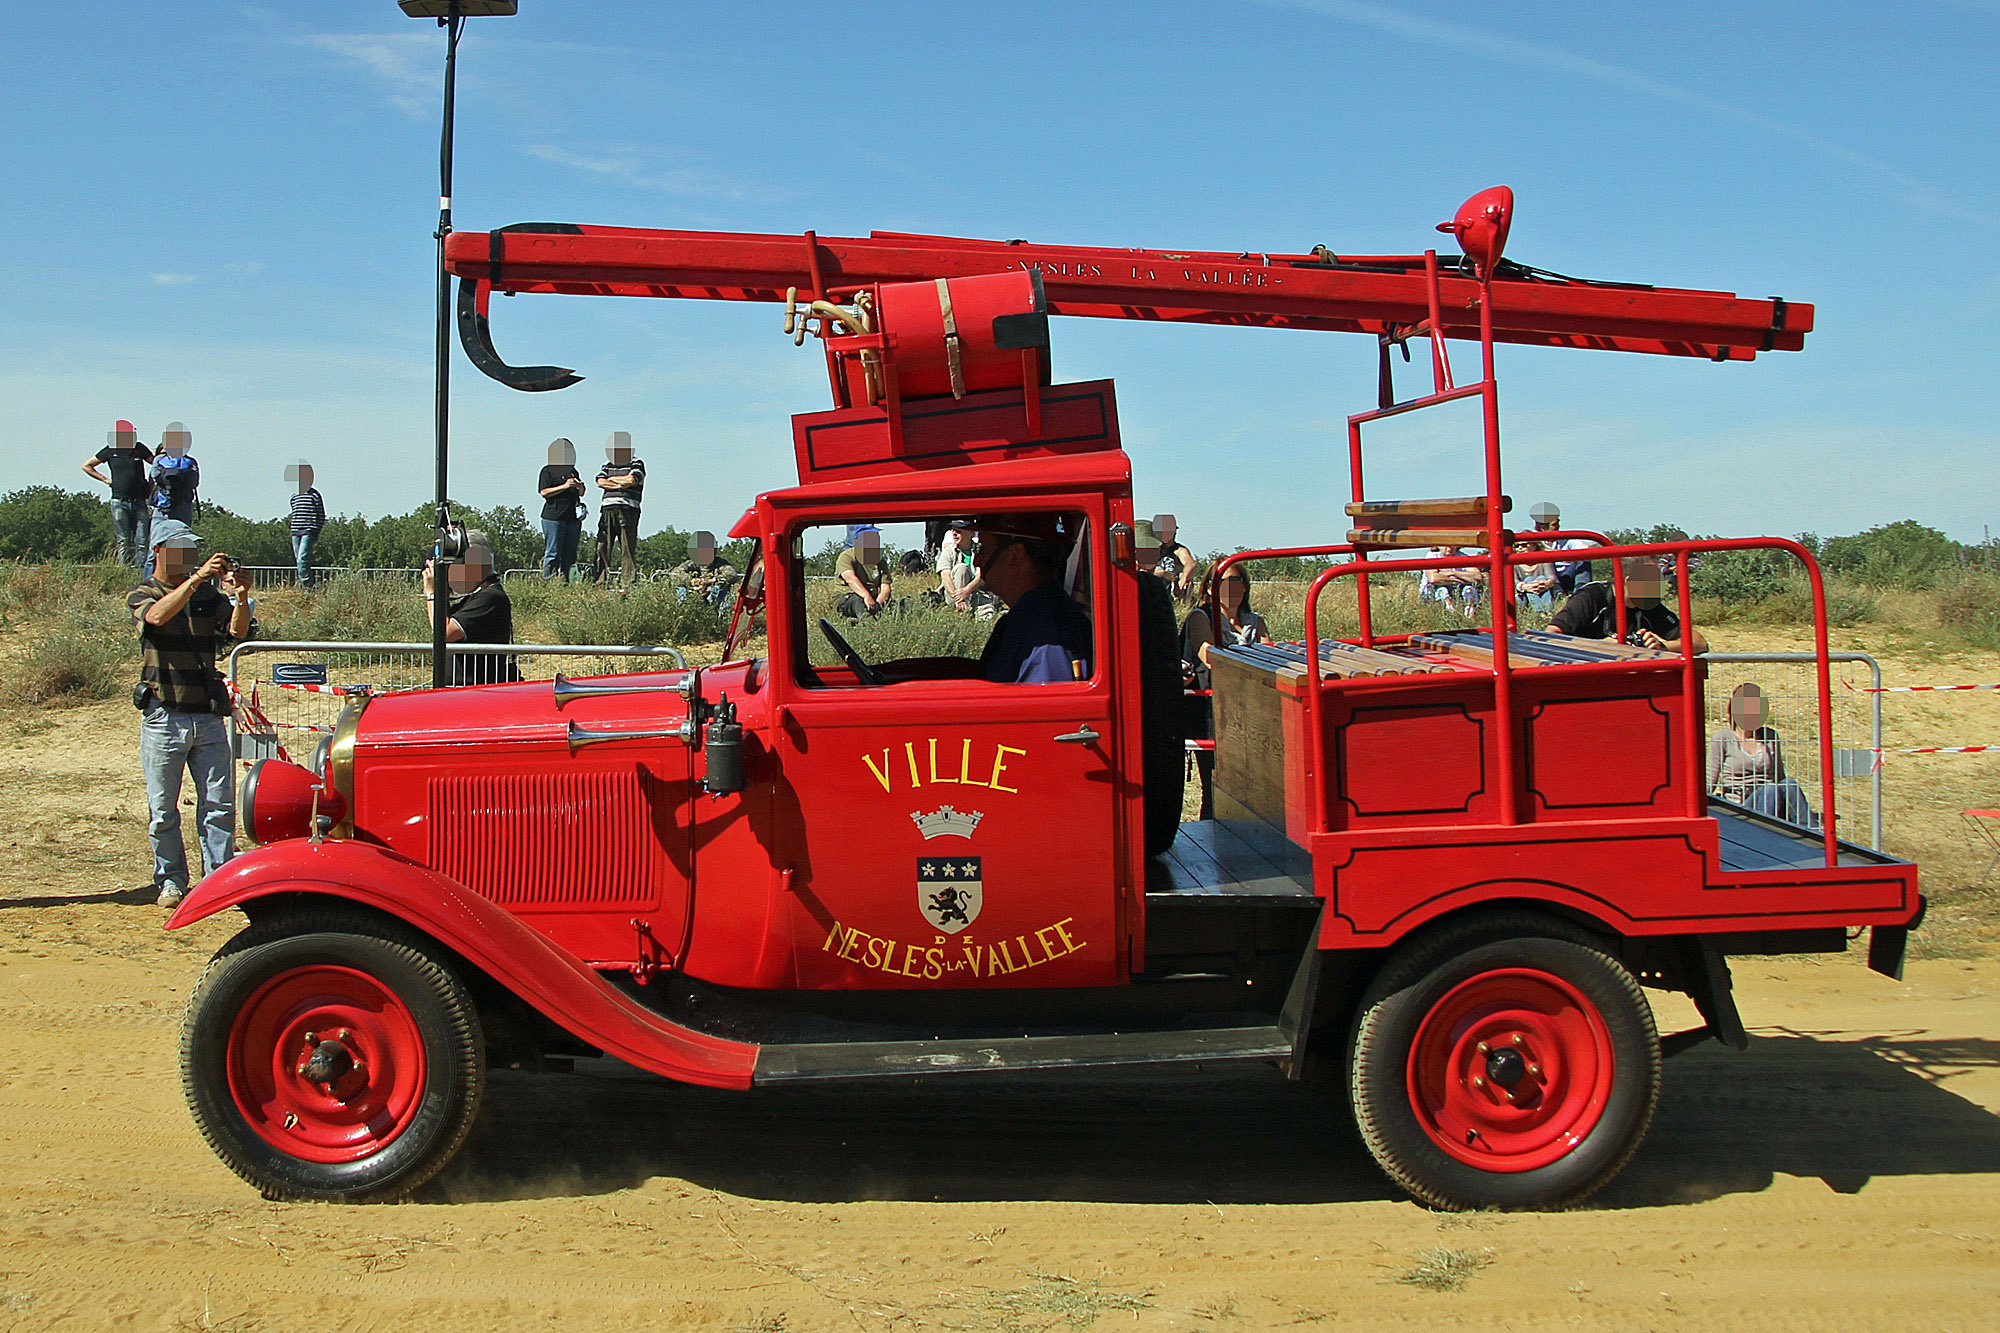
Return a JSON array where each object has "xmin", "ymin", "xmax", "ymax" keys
[
  {"xmin": 1528, "ymin": 1062, "xmax": 1541, "ymax": 1075},
  {"xmin": 1472, "ymin": 1076, "xmax": 1486, "ymax": 1088},
  {"xmin": 295, "ymin": 1063, "xmax": 307, "ymax": 1076},
  {"xmin": 303, "ymin": 1032, "xmax": 318, "ymax": 1045},
  {"xmin": 1477, "ymin": 1041, "xmax": 1489, "ymax": 1053},
  {"xmin": 1512, "ymin": 1033, "xmax": 1525, "ymax": 1046}
]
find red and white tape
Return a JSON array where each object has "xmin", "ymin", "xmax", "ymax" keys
[
  {"xmin": 1847, "ymin": 681, "xmax": 2000, "ymax": 694},
  {"xmin": 226, "ymin": 682, "xmax": 295, "ymax": 764},
  {"xmin": 273, "ymin": 681, "xmax": 365, "ymax": 696},
  {"xmin": 1876, "ymin": 745, "xmax": 1995, "ymax": 756}
]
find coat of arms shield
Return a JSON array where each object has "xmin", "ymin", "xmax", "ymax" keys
[{"xmin": 917, "ymin": 855, "xmax": 982, "ymax": 933}]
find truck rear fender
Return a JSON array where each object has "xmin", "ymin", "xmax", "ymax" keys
[
  {"xmin": 1323, "ymin": 885, "xmax": 1629, "ymax": 953},
  {"xmin": 1323, "ymin": 894, "xmax": 1765, "ymax": 1056},
  {"xmin": 168, "ymin": 841, "xmax": 757, "ymax": 1090}
]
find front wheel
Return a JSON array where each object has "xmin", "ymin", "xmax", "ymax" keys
[
  {"xmin": 180, "ymin": 910, "xmax": 485, "ymax": 1202},
  {"xmin": 1349, "ymin": 913, "xmax": 1659, "ymax": 1210}
]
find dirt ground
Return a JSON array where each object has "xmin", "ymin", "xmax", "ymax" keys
[{"xmin": 1, "ymin": 635, "xmax": 1997, "ymax": 1331}]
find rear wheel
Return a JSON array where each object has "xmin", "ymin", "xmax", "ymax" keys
[
  {"xmin": 1349, "ymin": 912, "xmax": 1658, "ymax": 1210},
  {"xmin": 180, "ymin": 909, "xmax": 485, "ymax": 1202}
]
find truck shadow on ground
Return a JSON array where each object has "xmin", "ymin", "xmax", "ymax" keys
[
  {"xmin": 1600, "ymin": 1029, "xmax": 2000, "ymax": 1207},
  {"xmin": 0, "ymin": 886, "xmax": 158, "ymax": 908},
  {"xmin": 441, "ymin": 1030, "xmax": 2000, "ymax": 1208}
]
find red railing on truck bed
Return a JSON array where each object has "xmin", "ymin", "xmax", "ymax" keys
[{"xmin": 1289, "ymin": 537, "xmax": 1841, "ymax": 867}]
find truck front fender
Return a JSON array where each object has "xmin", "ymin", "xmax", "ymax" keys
[{"xmin": 169, "ymin": 841, "xmax": 756, "ymax": 1090}]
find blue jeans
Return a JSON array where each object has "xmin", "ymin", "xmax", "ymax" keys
[
  {"xmin": 112, "ymin": 499, "xmax": 151, "ymax": 569},
  {"xmin": 1742, "ymin": 777, "xmax": 1821, "ymax": 831},
  {"xmin": 140, "ymin": 707, "xmax": 235, "ymax": 894},
  {"xmin": 542, "ymin": 517, "xmax": 582, "ymax": 580},
  {"xmin": 292, "ymin": 530, "xmax": 319, "ymax": 588}
]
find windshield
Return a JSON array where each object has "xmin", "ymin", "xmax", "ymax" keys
[{"xmin": 722, "ymin": 542, "xmax": 766, "ymax": 661}]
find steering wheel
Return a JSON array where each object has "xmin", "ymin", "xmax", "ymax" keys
[{"xmin": 818, "ymin": 618, "xmax": 887, "ymax": 686}]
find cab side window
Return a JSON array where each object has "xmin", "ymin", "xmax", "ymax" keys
[{"xmin": 793, "ymin": 514, "xmax": 1092, "ymax": 687}]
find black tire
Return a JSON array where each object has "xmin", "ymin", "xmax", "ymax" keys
[
  {"xmin": 1348, "ymin": 911, "xmax": 1659, "ymax": 1210},
  {"xmin": 180, "ymin": 907, "xmax": 486, "ymax": 1203},
  {"xmin": 1134, "ymin": 571, "xmax": 1185, "ymax": 857}
]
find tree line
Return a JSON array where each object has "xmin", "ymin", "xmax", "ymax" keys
[
  {"xmin": 2, "ymin": 483, "xmax": 1994, "ymax": 592},
  {"xmin": 0, "ymin": 486, "xmax": 751, "ymax": 576}
]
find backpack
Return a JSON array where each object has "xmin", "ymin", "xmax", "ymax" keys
[{"xmin": 153, "ymin": 455, "xmax": 198, "ymax": 512}]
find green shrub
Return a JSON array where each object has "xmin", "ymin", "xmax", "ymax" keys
[
  {"xmin": 500, "ymin": 574, "xmax": 559, "ymax": 620},
  {"xmin": 534, "ymin": 581, "xmax": 730, "ymax": 648},
  {"xmin": 196, "ymin": 504, "xmax": 292, "ymax": 568},
  {"xmin": 3, "ymin": 598, "xmax": 135, "ymax": 706},
  {"xmin": 0, "ymin": 488, "xmax": 111, "ymax": 563},
  {"xmin": 1819, "ymin": 520, "xmax": 1962, "ymax": 589},
  {"xmin": 1735, "ymin": 578, "xmax": 1878, "ymax": 627},
  {"xmin": 1937, "ymin": 571, "xmax": 2000, "ymax": 650},
  {"xmin": 813, "ymin": 601, "xmax": 993, "ymax": 665},
  {"xmin": 260, "ymin": 574, "xmax": 427, "ymax": 643},
  {"xmin": 0, "ymin": 560, "xmax": 136, "ymax": 626},
  {"xmin": 1692, "ymin": 547, "xmax": 1795, "ymax": 601}
]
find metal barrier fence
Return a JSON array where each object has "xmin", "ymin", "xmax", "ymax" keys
[
  {"xmin": 1698, "ymin": 651, "xmax": 1883, "ymax": 850},
  {"xmin": 500, "ymin": 568, "xmax": 703, "ymax": 585},
  {"xmin": 244, "ymin": 565, "xmax": 750, "ymax": 589},
  {"xmin": 226, "ymin": 640, "xmax": 686, "ymax": 765},
  {"xmin": 238, "ymin": 566, "xmax": 423, "ymax": 589}
]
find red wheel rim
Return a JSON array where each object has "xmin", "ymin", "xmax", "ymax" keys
[
  {"xmin": 225, "ymin": 965, "xmax": 427, "ymax": 1164},
  {"xmin": 1406, "ymin": 967, "xmax": 1614, "ymax": 1173}
]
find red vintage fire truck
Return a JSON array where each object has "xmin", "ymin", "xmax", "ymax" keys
[{"xmin": 174, "ymin": 189, "xmax": 1922, "ymax": 1210}]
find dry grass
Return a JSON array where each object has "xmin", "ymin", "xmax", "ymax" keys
[
  {"xmin": 953, "ymin": 1273, "xmax": 1152, "ymax": 1329},
  {"xmin": 1395, "ymin": 1247, "xmax": 1493, "ymax": 1292}
]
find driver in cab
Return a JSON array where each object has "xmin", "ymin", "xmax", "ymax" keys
[{"xmin": 972, "ymin": 513, "xmax": 1092, "ymax": 683}]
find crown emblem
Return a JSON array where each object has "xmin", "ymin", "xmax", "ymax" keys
[{"xmin": 911, "ymin": 805, "xmax": 984, "ymax": 840}]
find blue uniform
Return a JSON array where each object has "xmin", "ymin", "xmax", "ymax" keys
[{"xmin": 979, "ymin": 582, "xmax": 1093, "ymax": 683}]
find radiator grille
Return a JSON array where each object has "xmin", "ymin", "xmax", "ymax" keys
[{"xmin": 429, "ymin": 770, "xmax": 674, "ymax": 908}]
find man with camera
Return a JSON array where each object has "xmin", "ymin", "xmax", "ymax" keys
[
  {"xmin": 422, "ymin": 532, "xmax": 519, "ymax": 686},
  {"xmin": 127, "ymin": 519, "xmax": 255, "ymax": 909},
  {"xmin": 1549, "ymin": 555, "xmax": 1709, "ymax": 655}
]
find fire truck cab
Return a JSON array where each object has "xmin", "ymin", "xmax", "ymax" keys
[{"xmin": 174, "ymin": 190, "xmax": 1922, "ymax": 1212}]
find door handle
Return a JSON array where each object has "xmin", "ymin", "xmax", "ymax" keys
[{"xmin": 1054, "ymin": 725, "xmax": 1100, "ymax": 744}]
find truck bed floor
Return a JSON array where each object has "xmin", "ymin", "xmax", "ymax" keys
[
  {"xmin": 1147, "ymin": 819, "xmax": 1313, "ymax": 901},
  {"xmin": 1710, "ymin": 798, "xmax": 1905, "ymax": 872}
]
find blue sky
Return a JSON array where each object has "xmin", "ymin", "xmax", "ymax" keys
[{"xmin": 2, "ymin": 1, "xmax": 1995, "ymax": 550}]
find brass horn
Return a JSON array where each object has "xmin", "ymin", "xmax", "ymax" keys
[
  {"xmin": 552, "ymin": 673, "xmax": 688, "ymax": 708},
  {"xmin": 565, "ymin": 719, "xmax": 697, "ymax": 753}
]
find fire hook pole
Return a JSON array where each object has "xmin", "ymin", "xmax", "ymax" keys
[
  {"xmin": 422, "ymin": 5, "xmax": 468, "ymax": 680},
  {"xmin": 428, "ymin": 8, "xmax": 464, "ymax": 689}
]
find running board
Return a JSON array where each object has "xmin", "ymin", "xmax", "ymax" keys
[
  {"xmin": 753, "ymin": 1024, "xmax": 1292, "ymax": 1084},
  {"xmin": 755, "ymin": 905, "xmax": 1324, "ymax": 1085}
]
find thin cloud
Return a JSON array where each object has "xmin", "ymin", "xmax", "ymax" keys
[
  {"xmin": 522, "ymin": 143, "xmax": 788, "ymax": 204},
  {"xmin": 292, "ymin": 32, "xmax": 440, "ymax": 118},
  {"xmin": 151, "ymin": 273, "xmax": 197, "ymax": 286},
  {"xmin": 1261, "ymin": 0, "xmax": 1995, "ymax": 227}
]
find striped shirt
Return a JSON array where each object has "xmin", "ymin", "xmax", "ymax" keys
[
  {"xmin": 289, "ymin": 487, "xmax": 326, "ymax": 535},
  {"xmin": 128, "ymin": 580, "xmax": 253, "ymax": 714},
  {"xmin": 596, "ymin": 460, "xmax": 645, "ymax": 509}
]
